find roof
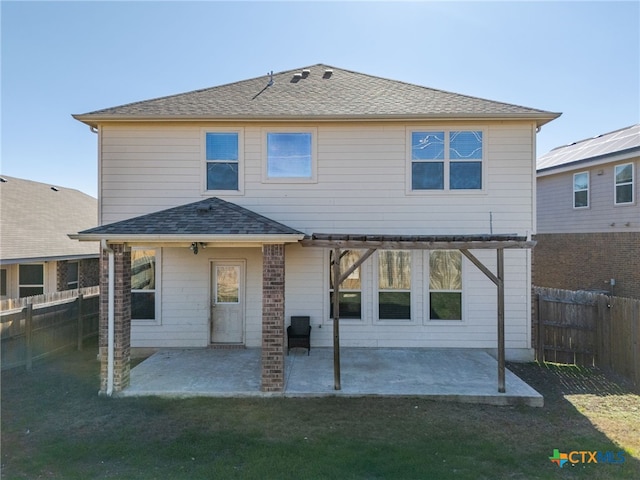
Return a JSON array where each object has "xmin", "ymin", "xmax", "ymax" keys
[
  {"xmin": 537, "ymin": 124, "xmax": 640, "ymax": 173},
  {"xmin": 0, "ymin": 176, "xmax": 99, "ymax": 264},
  {"xmin": 73, "ymin": 197, "xmax": 304, "ymax": 242},
  {"xmin": 73, "ymin": 64, "xmax": 560, "ymax": 127}
]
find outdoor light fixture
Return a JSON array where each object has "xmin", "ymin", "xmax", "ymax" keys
[{"xmin": 190, "ymin": 242, "xmax": 207, "ymax": 255}]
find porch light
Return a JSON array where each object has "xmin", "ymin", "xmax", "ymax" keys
[{"xmin": 190, "ymin": 242, "xmax": 207, "ymax": 255}]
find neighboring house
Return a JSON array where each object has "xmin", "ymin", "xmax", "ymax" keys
[
  {"xmin": 71, "ymin": 64, "xmax": 560, "ymax": 394},
  {"xmin": 0, "ymin": 176, "xmax": 100, "ymax": 299},
  {"xmin": 535, "ymin": 125, "xmax": 639, "ymax": 299}
]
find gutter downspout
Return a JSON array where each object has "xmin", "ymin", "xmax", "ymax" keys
[{"xmin": 101, "ymin": 239, "xmax": 115, "ymax": 396}]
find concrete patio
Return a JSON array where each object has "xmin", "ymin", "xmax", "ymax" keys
[{"xmin": 120, "ymin": 347, "xmax": 543, "ymax": 406}]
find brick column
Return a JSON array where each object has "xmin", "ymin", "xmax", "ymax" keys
[
  {"xmin": 261, "ymin": 244, "xmax": 285, "ymax": 392},
  {"xmin": 99, "ymin": 244, "xmax": 131, "ymax": 395}
]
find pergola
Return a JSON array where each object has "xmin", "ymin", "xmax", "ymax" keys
[{"xmin": 300, "ymin": 233, "xmax": 536, "ymax": 393}]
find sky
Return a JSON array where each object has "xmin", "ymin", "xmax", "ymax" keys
[{"xmin": 2, "ymin": 0, "xmax": 639, "ymax": 198}]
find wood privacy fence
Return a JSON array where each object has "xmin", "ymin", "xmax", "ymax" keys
[
  {"xmin": 534, "ymin": 286, "xmax": 640, "ymax": 388},
  {"xmin": 1, "ymin": 287, "xmax": 100, "ymax": 370}
]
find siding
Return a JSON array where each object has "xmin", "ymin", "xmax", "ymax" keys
[
  {"xmin": 537, "ymin": 157, "xmax": 640, "ymax": 234},
  {"xmin": 100, "ymin": 122, "xmax": 536, "ymax": 236}
]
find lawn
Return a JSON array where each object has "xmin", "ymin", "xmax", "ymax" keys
[{"xmin": 2, "ymin": 341, "xmax": 639, "ymax": 479}]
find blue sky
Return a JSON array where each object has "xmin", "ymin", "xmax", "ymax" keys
[{"xmin": 2, "ymin": 0, "xmax": 639, "ymax": 197}]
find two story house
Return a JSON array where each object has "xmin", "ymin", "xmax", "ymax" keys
[
  {"xmin": 535, "ymin": 124, "xmax": 639, "ymax": 299},
  {"xmin": 72, "ymin": 64, "xmax": 559, "ymax": 394}
]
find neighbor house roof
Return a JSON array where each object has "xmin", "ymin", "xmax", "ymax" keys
[
  {"xmin": 73, "ymin": 64, "xmax": 560, "ymax": 127},
  {"xmin": 72, "ymin": 197, "xmax": 304, "ymax": 243},
  {"xmin": 0, "ymin": 176, "xmax": 99, "ymax": 264},
  {"xmin": 537, "ymin": 124, "xmax": 640, "ymax": 175}
]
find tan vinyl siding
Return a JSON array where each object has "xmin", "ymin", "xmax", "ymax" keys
[{"xmin": 537, "ymin": 157, "xmax": 640, "ymax": 234}]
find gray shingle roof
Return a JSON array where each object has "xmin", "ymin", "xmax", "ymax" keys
[
  {"xmin": 537, "ymin": 124, "xmax": 640, "ymax": 172},
  {"xmin": 76, "ymin": 197, "xmax": 304, "ymax": 239},
  {"xmin": 74, "ymin": 64, "xmax": 559, "ymax": 126},
  {"xmin": 0, "ymin": 176, "xmax": 99, "ymax": 263}
]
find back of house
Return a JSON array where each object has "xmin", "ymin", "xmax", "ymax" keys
[{"xmin": 73, "ymin": 64, "xmax": 559, "ymax": 393}]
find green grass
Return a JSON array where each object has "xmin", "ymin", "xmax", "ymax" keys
[{"xmin": 2, "ymin": 341, "xmax": 639, "ymax": 479}]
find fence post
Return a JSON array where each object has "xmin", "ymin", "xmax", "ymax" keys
[
  {"xmin": 633, "ymin": 301, "xmax": 639, "ymax": 389},
  {"xmin": 25, "ymin": 303, "xmax": 33, "ymax": 371},
  {"xmin": 536, "ymin": 293, "xmax": 544, "ymax": 363},
  {"xmin": 77, "ymin": 294, "xmax": 84, "ymax": 351}
]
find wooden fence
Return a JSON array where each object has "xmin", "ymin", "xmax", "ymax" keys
[
  {"xmin": 1, "ymin": 287, "xmax": 100, "ymax": 370},
  {"xmin": 535, "ymin": 286, "xmax": 640, "ymax": 388}
]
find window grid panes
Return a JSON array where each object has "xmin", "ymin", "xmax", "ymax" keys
[
  {"xmin": 615, "ymin": 163, "xmax": 634, "ymax": 205},
  {"xmin": 411, "ymin": 130, "xmax": 482, "ymax": 191},
  {"xmin": 378, "ymin": 250, "xmax": 411, "ymax": 320},
  {"xmin": 19, "ymin": 264, "xmax": 44, "ymax": 298},
  {"xmin": 131, "ymin": 249, "xmax": 156, "ymax": 320},
  {"xmin": 206, "ymin": 132, "xmax": 239, "ymax": 190},
  {"xmin": 429, "ymin": 250, "xmax": 462, "ymax": 320},
  {"xmin": 573, "ymin": 172, "xmax": 589, "ymax": 208},
  {"xmin": 267, "ymin": 132, "xmax": 312, "ymax": 178},
  {"xmin": 329, "ymin": 250, "xmax": 362, "ymax": 319}
]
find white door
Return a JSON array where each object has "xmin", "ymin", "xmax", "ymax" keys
[{"xmin": 210, "ymin": 261, "xmax": 244, "ymax": 344}]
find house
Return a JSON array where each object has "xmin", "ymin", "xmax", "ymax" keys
[
  {"xmin": 71, "ymin": 64, "xmax": 560, "ymax": 395},
  {"xmin": 0, "ymin": 176, "xmax": 100, "ymax": 300},
  {"xmin": 535, "ymin": 124, "xmax": 639, "ymax": 299}
]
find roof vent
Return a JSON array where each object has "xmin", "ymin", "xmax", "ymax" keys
[
  {"xmin": 0, "ymin": 177, "xmax": 7, "ymax": 183},
  {"xmin": 301, "ymin": 69, "xmax": 310, "ymax": 77},
  {"xmin": 323, "ymin": 68, "xmax": 333, "ymax": 79},
  {"xmin": 51, "ymin": 186, "xmax": 59, "ymax": 192},
  {"xmin": 291, "ymin": 72, "xmax": 303, "ymax": 83}
]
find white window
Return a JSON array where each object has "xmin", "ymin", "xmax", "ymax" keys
[
  {"xmin": 19, "ymin": 264, "xmax": 44, "ymax": 298},
  {"xmin": 131, "ymin": 248, "xmax": 160, "ymax": 323},
  {"xmin": 614, "ymin": 163, "xmax": 634, "ymax": 205},
  {"xmin": 329, "ymin": 250, "xmax": 363, "ymax": 319},
  {"xmin": 263, "ymin": 128, "xmax": 317, "ymax": 182},
  {"xmin": 573, "ymin": 172, "xmax": 589, "ymax": 208},
  {"xmin": 202, "ymin": 129, "xmax": 243, "ymax": 194},
  {"xmin": 429, "ymin": 250, "xmax": 462, "ymax": 321},
  {"xmin": 409, "ymin": 129, "xmax": 483, "ymax": 191},
  {"xmin": 377, "ymin": 250, "xmax": 412, "ymax": 320},
  {"xmin": 67, "ymin": 262, "xmax": 79, "ymax": 290}
]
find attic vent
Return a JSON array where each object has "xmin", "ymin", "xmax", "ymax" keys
[
  {"xmin": 197, "ymin": 204, "xmax": 213, "ymax": 213},
  {"xmin": 291, "ymin": 72, "xmax": 303, "ymax": 83},
  {"xmin": 51, "ymin": 186, "xmax": 59, "ymax": 192},
  {"xmin": 323, "ymin": 68, "xmax": 333, "ymax": 79},
  {"xmin": 301, "ymin": 69, "xmax": 310, "ymax": 77},
  {"xmin": 0, "ymin": 177, "xmax": 7, "ymax": 183}
]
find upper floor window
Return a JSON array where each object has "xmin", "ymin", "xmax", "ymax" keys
[
  {"xmin": 378, "ymin": 250, "xmax": 411, "ymax": 320},
  {"xmin": 614, "ymin": 163, "xmax": 634, "ymax": 205},
  {"xmin": 429, "ymin": 250, "xmax": 462, "ymax": 321},
  {"xmin": 131, "ymin": 249, "xmax": 159, "ymax": 322},
  {"xmin": 410, "ymin": 130, "xmax": 483, "ymax": 191},
  {"xmin": 573, "ymin": 172, "xmax": 589, "ymax": 208},
  {"xmin": 263, "ymin": 129, "xmax": 317, "ymax": 182},
  {"xmin": 204, "ymin": 131, "xmax": 242, "ymax": 192},
  {"xmin": 19, "ymin": 264, "xmax": 44, "ymax": 298}
]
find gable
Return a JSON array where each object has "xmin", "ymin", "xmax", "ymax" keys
[{"xmin": 74, "ymin": 64, "xmax": 559, "ymax": 127}]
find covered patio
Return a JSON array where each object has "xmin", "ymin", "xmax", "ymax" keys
[{"xmin": 120, "ymin": 347, "xmax": 543, "ymax": 407}]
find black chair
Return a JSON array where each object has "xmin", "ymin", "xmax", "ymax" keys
[{"xmin": 287, "ymin": 316, "xmax": 311, "ymax": 355}]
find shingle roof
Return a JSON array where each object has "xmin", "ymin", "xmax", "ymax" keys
[
  {"xmin": 75, "ymin": 197, "xmax": 304, "ymax": 239},
  {"xmin": 74, "ymin": 64, "xmax": 559, "ymax": 126},
  {"xmin": 537, "ymin": 124, "xmax": 640, "ymax": 172},
  {"xmin": 0, "ymin": 176, "xmax": 99, "ymax": 263}
]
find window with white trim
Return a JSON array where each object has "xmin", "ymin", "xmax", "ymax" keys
[
  {"xmin": 263, "ymin": 129, "xmax": 317, "ymax": 182},
  {"xmin": 329, "ymin": 250, "xmax": 363, "ymax": 319},
  {"xmin": 429, "ymin": 250, "xmax": 462, "ymax": 321},
  {"xmin": 19, "ymin": 264, "xmax": 44, "ymax": 298},
  {"xmin": 204, "ymin": 130, "xmax": 242, "ymax": 192},
  {"xmin": 67, "ymin": 261, "xmax": 79, "ymax": 290},
  {"xmin": 378, "ymin": 250, "xmax": 411, "ymax": 320},
  {"xmin": 573, "ymin": 172, "xmax": 589, "ymax": 208},
  {"xmin": 410, "ymin": 130, "xmax": 483, "ymax": 191},
  {"xmin": 131, "ymin": 249, "xmax": 159, "ymax": 321},
  {"xmin": 614, "ymin": 163, "xmax": 634, "ymax": 205}
]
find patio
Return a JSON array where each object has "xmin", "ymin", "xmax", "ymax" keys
[{"xmin": 120, "ymin": 347, "xmax": 543, "ymax": 406}]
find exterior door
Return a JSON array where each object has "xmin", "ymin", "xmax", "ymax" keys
[{"xmin": 210, "ymin": 261, "xmax": 245, "ymax": 344}]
